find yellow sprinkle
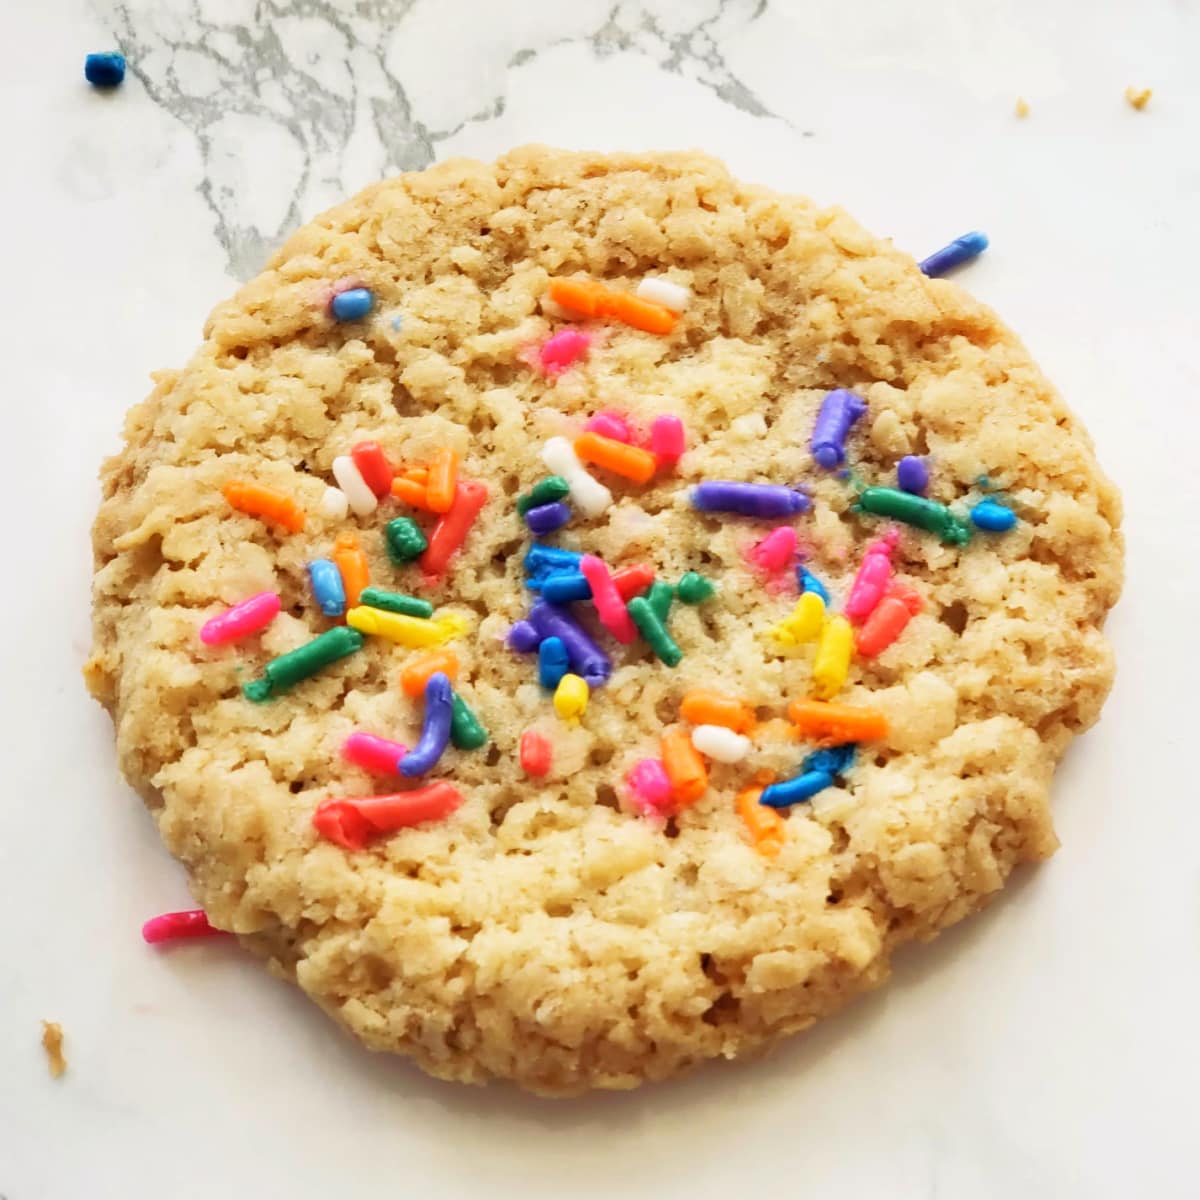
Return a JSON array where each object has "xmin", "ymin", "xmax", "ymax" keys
[
  {"xmin": 553, "ymin": 673, "xmax": 589, "ymax": 720},
  {"xmin": 812, "ymin": 614, "xmax": 853, "ymax": 700},
  {"xmin": 1124, "ymin": 85, "xmax": 1152, "ymax": 111},
  {"xmin": 346, "ymin": 606, "xmax": 456, "ymax": 647},
  {"xmin": 1015, "ymin": 96, "xmax": 1030, "ymax": 118},
  {"xmin": 771, "ymin": 591, "xmax": 826, "ymax": 645}
]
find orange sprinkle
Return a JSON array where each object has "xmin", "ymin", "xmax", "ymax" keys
[
  {"xmin": 222, "ymin": 480, "xmax": 306, "ymax": 533},
  {"xmin": 573, "ymin": 432, "xmax": 658, "ymax": 485},
  {"xmin": 390, "ymin": 476, "xmax": 435, "ymax": 510},
  {"xmin": 680, "ymin": 689, "xmax": 755, "ymax": 734},
  {"xmin": 425, "ymin": 448, "xmax": 459, "ymax": 514},
  {"xmin": 547, "ymin": 277, "xmax": 677, "ymax": 335},
  {"xmin": 400, "ymin": 648, "xmax": 460, "ymax": 698},
  {"xmin": 787, "ymin": 699, "xmax": 889, "ymax": 745},
  {"xmin": 333, "ymin": 531, "xmax": 370, "ymax": 607},
  {"xmin": 402, "ymin": 467, "xmax": 430, "ymax": 485},
  {"xmin": 547, "ymin": 278, "xmax": 609, "ymax": 317},
  {"xmin": 661, "ymin": 730, "xmax": 708, "ymax": 808},
  {"xmin": 737, "ymin": 785, "xmax": 785, "ymax": 857}
]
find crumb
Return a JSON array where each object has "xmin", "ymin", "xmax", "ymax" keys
[
  {"xmin": 41, "ymin": 1021, "xmax": 66, "ymax": 1078},
  {"xmin": 1015, "ymin": 97, "xmax": 1030, "ymax": 118},
  {"xmin": 1125, "ymin": 86, "xmax": 1152, "ymax": 110}
]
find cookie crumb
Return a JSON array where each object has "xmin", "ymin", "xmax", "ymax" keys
[
  {"xmin": 41, "ymin": 1021, "xmax": 66, "ymax": 1078},
  {"xmin": 1125, "ymin": 85, "xmax": 1152, "ymax": 110},
  {"xmin": 1015, "ymin": 96, "xmax": 1030, "ymax": 118}
]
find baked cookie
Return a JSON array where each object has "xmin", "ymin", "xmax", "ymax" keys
[{"xmin": 86, "ymin": 147, "xmax": 1122, "ymax": 1094}]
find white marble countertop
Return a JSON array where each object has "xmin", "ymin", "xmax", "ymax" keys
[{"xmin": 2, "ymin": 1, "xmax": 1198, "ymax": 1196}]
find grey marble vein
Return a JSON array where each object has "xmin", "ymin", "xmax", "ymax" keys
[{"xmin": 97, "ymin": 0, "xmax": 785, "ymax": 279}]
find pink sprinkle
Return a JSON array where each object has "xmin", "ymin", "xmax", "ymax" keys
[
  {"xmin": 580, "ymin": 554, "xmax": 638, "ymax": 644},
  {"xmin": 625, "ymin": 758, "xmax": 673, "ymax": 823},
  {"xmin": 649, "ymin": 415, "xmax": 686, "ymax": 465},
  {"xmin": 199, "ymin": 591, "xmax": 281, "ymax": 646},
  {"xmin": 342, "ymin": 732, "xmax": 407, "ymax": 775},
  {"xmin": 751, "ymin": 527, "xmax": 798, "ymax": 575},
  {"xmin": 142, "ymin": 910, "xmax": 230, "ymax": 945},
  {"xmin": 584, "ymin": 410, "xmax": 634, "ymax": 443},
  {"xmin": 845, "ymin": 529, "xmax": 900, "ymax": 623},
  {"xmin": 537, "ymin": 329, "xmax": 591, "ymax": 375}
]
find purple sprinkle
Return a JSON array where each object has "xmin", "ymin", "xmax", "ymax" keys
[
  {"xmin": 691, "ymin": 481, "xmax": 809, "ymax": 518},
  {"xmin": 897, "ymin": 455, "xmax": 929, "ymax": 495},
  {"xmin": 918, "ymin": 231, "xmax": 988, "ymax": 278},
  {"xmin": 524, "ymin": 500, "xmax": 571, "ymax": 535},
  {"xmin": 529, "ymin": 602, "xmax": 611, "ymax": 687},
  {"xmin": 811, "ymin": 389, "xmax": 867, "ymax": 469},
  {"xmin": 507, "ymin": 620, "xmax": 541, "ymax": 653}
]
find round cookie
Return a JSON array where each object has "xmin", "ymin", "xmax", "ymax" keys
[{"xmin": 85, "ymin": 147, "xmax": 1123, "ymax": 1094}]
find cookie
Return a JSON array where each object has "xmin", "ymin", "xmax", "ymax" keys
[{"xmin": 85, "ymin": 147, "xmax": 1122, "ymax": 1094}]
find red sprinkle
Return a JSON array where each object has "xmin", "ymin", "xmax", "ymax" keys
[
  {"xmin": 520, "ymin": 731, "xmax": 552, "ymax": 777},
  {"xmin": 142, "ymin": 910, "xmax": 229, "ymax": 945},
  {"xmin": 420, "ymin": 480, "xmax": 488, "ymax": 577},
  {"xmin": 350, "ymin": 441, "xmax": 394, "ymax": 497},
  {"xmin": 613, "ymin": 563, "xmax": 655, "ymax": 600},
  {"xmin": 312, "ymin": 784, "xmax": 463, "ymax": 851}
]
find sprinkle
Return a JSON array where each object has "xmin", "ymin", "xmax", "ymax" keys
[
  {"xmin": 547, "ymin": 278, "xmax": 678, "ymax": 335},
  {"xmin": 330, "ymin": 287, "xmax": 374, "ymax": 321},
  {"xmin": 584, "ymin": 411, "xmax": 634, "ymax": 443},
  {"xmin": 141, "ymin": 910, "xmax": 228, "ymax": 944},
  {"xmin": 574, "ymin": 432, "xmax": 658, "ymax": 485},
  {"xmin": 553, "ymin": 673, "xmax": 589, "ymax": 720},
  {"xmin": 541, "ymin": 437, "xmax": 612, "ymax": 517},
  {"xmin": 41, "ymin": 1021, "xmax": 67, "ymax": 1079},
  {"xmin": 223, "ymin": 480, "xmax": 306, "ymax": 533},
  {"xmin": 85, "ymin": 51, "xmax": 126, "ymax": 88},
  {"xmin": 426, "ymin": 448, "xmax": 459, "ymax": 514},
  {"xmin": 319, "ymin": 486, "xmax": 349, "ymax": 520},
  {"xmin": 856, "ymin": 583, "xmax": 923, "ymax": 657},
  {"xmin": 384, "ymin": 516, "xmax": 428, "ymax": 564},
  {"xmin": 333, "ymin": 531, "xmax": 369, "ymax": 606},
  {"xmin": 341, "ymin": 732, "xmax": 406, "ymax": 775},
  {"xmin": 918, "ymin": 232, "xmax": 989, "ymax": 278},
  {"xmin": 636, "ymin": 276, "xmax": 691, "ymax": 312},
  {"xmin": 845, "ymin": 529, "xmax": 899, "ymax": 623},
  {"xmin": 538, "ymin": 636, "xmax": 570, "ymax": 689},
  {"xmin": 349, "ymin": 441, "xmax": 394, "ymax": 498},
  {"xmin": 751, "ymin": 526, "xmax": 798, "ymax": 574},
  {"xmin": 528, "ymin": 602, "xmax": 612, "ymax": 687},
  {"xmin": 540, "ymin": 563, "xmax": 654, "ymax": 604},
  {"xmin": 737, "ymin": 785, "xmax": 786, "ymax": 856},
  {"xmin": 649, "ymin": 415, "xmax": 686, "ymax": 466},
  {"xmin": 692, "ymin": 481, "xmax": 809, "ymax": 518},
  {"xmin": 897, "ymin": 455, "xmax": 929, "ymax": 495},
  {"xmin": 520, "ymin": 730, "xmax": 553, "ymax": 776},
  {"xmin": 1125, "ymin": 85, "xmax": 1152, "ymax": 111},
  {"xmin": 680, "ymin": 689, "xmax": 755, "ymax": 733},
  {"xmin": 676, "ymin": 572, "xmax": 715, "ymax": 604},
  {"xmin": 358, "ymin": 587, "xmax": 433, "ymax": 618},
  {"xmin": 661, "ymin": 730, "xmax": 707, "ymax": 807},
  {"xmin": 390, "ymin": 476, "xmax": 435, "ymax": 509},
  {"xmin": 507, "ymin": 620, "xmax": 541, "ymax": 652},
  {"xmin": 307, "ymin": 558, "xmax": 346, "ymax": 618},
  {"xmin": 802, "ymin": 743, "xmax": 857, "ymax": 777},
  {"xmin": 647, "ymin": 581, "xmax": 674, "ymax": 622},
  {"xmin": 537, "ymin": 329, "xmax": 592, "ymax": 374},
  {"xmin": 812, "ymin": 614, "xmax": 853, "ymax": 700},
  {"xmin": 759, "ymin": 770, "xmax": 833, "ymax": 808},
  {"xmin": 691, "ymin": 724, "xmax": 751, "ymax": 763},
  {"xmin": 811, "ymin": 389, "xmax": 868, "ymax": 470},
  {"xmin": 400, "ymin": 648, "xmax": 459, "ymax": 696},
  {"xmin": 970, "ymin": 498, "xmax": 1017, "ymax": 532},
  {"xmin": 1015, "ymin": 97, "xmax": 1030, "ymax": 118},
  {"xmin": 857, "ymin": 486, "xmax": 972, "ymax": 546},
  {"xmin": 524, "ymin": 542, "xmax": 584, "ymax": 587},
  {"xmin": 399, "ymin": 672, "xmax": 454, "ymax": 777},
  {"xmin": 517, "ymin": 475, "xmax": 571, "ymax": 516},
  {"xmin": 347, "ymin": 605, "xmax": 456, "ymax": 647},
  {"xmin": 199, "ymin": 590, "xmax": 281, "ymax": 646},
  {"xmin": 331, "ymin": 455, "xmax": 378, "ymax": 517},
  {"xmin": 580, "ymin": 555, "xmax": 638, "ymax": 643},
  {"xmin": 450, "ymin": 692, "xmax": 488, "ymax": 749},
  {"xmin": 787, "ymin": 699, "xmax": 888, "ymax": 744},
  {"xmin": 627, "ymin": 596, "xmax": 682, "ymax": 666},
  {"xmin": 624, "ymin": 758, "xmax": 673, "ymax": 819},
  {"xmin": 420, "ymin": 480, "xmax": 488, "ymax": 576},
  {"xmin": 312, "ymin": 783, "xmax": 462, "ymax": 851},
  {"xmin": 798, "ymin": 567, "xmax": 829, "ymax": 603},
  {"xmin": 770, "ymin": 591, "xmax": 825, "ymax": 645},
  {"xmin": 242, "ymin": 626, "xmax": 363, "ymax": 701},
  {"xmin": 525, "ymin": 500, "xmax": 571, "ymax": 535}
]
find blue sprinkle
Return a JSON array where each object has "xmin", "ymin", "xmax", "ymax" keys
[
  {"xmin": 524, "ymin": 500, "xmax": 571, "ymax": 536},
  {"xmin": 399, "ymin": 673, "xmax": 454, "ymax": 777},
  {"xmin": 896, "ymin": 455, "xmax": 929, "ymax": 495},
  {"xmin": 330, "ymin": 287, "xmax": 374, "ymax": 321},
  {"xmin": 537, "ymin": 636, "xmax": 570, "ymax": 690},
  {"xmin": 390, "ymin": 314, "xmax": 404, "ymax": 332},
  {"xmin": 85, "ymin": 51, "xmax": 126, "ymax": 88},
  {"xmin": 918, "ymin": 231, "xmax": 989, "ymax": 278},
  {"xmin": 970, "ymin": 498, "xmax": 1017, "ymax": 532},
  {"xmin": 524, "ymin": 543, "xmax": 583, "ymax": 588},
  {"xmin": 760, "ymin": 770, "xmax": 834, "ymax": 809},
  {"xmin": 802, "ymin": 743, "xmax": 857, "ymax": 777},
  {"xmin": 797, "ymin": 567, "xmax": 830, "ymax": 605},
  {"xmin": 307, "ymin": 558, "xmax": 346, "ymax": 618},
  {"xmin": 540, "ymin": 572, "xmax": 591, "ymax": 604}
]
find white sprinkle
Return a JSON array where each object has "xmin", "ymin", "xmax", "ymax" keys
[
  {"xmin": 319, "ymin": 486, "xmax": 350, "ymax": 521},
  {"xmin": 541, "ymin": 436, "xmax": 612, "ymax": 518},
  {"xmin": 636, "ymin": 276, "xmax": 691, "ymax": 312},
  {"xmin": 331, "ymin": 456, "xmax": 377, "ymax": 517},
  {"xmin": 691, "ymin": 725, "xmax": 752, "ymax": 764}
]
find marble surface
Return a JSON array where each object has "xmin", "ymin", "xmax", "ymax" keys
[{"xmin": 2, "ymin": 1, "xmax": 1198, "ymax": 1196}]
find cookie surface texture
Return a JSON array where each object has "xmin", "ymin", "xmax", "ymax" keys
[{"xmin": 86, "ymin": 147, "xmax": 1123, "ymax": 1094}]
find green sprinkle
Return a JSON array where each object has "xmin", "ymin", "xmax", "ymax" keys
[
  {"xmin": 242, "ymin": 678, "xmax": 272, "ymax": 703},
  {"xmin": 243, "ymin": 626, "xmax": 364, "ymax": 701},
  {"xmin": 647, "ymin": 580, "xmax": 674, "ymax": 622},
  {"xmin": 676, "ymin": 571, "xmax": 716, "ymax": 604},
  {"xmin": 449, "ymin": 691, "xmax": 488, "ymax": 749},
  {"xmin": 357, "ymin": 587, "xmax": 433, "ymax": 618},
  {"xmin": 627, "ymin": 596, "xmax": 682, "ymax": 667},
  {"xmin": 856, "ymin": 486, "xmax": 972, "ymax": 546},
  {"xmin": 385, "ymin": 517, "xmax": 428, "ymax": 564},
  {"xmin": 517, "ymin": 475, "xmax": 570, "ymax": 516}
]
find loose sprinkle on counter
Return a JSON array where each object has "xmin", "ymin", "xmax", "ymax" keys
[
  {"xmin": 918, "ymin": 231, "xmax": 989, "ymax": 278},
  {"xmin": 85, "ymin": 51, "xmax": 125, "ymax": 87},
  {"xmin": 142, "ymin": 910, "xmax": 229, "ymax": 944}
]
